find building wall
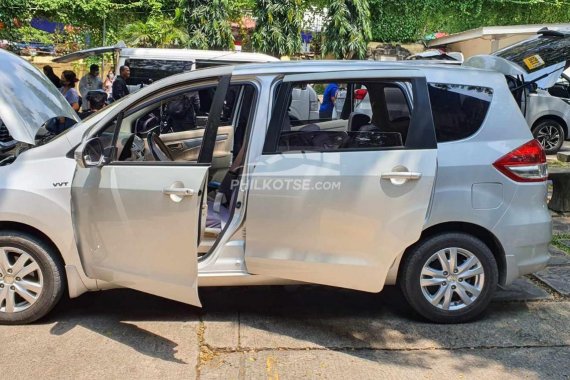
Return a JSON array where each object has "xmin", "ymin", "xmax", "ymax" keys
[{"xmin": 445, "ymin": 34, "xmax": 533, "ymax": 58}]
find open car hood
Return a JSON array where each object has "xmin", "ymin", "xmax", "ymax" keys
[
  {"xmin": 53, "ymin": 41, "xmax": 126, "ymax": 63},
  {"xmin": 0, "ymin": 49, "xmax": 79, "ymax": 145},
  {"xmin": 465, "ymin": 29, "xmax": 570, "ymax": 89}
]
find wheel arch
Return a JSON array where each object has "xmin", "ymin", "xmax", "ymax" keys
[
  {"xmin": 532, "ymin": 115, "xmax": 568, "ymax": 138},
  {"xmin": 0, "ymin": 221, "xmax": 66, "ymax": 269},
  {"xmin": 397, "ymin": 221, "xmax": 507, "ymax": 286}
]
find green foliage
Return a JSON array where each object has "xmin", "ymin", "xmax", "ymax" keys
[
  {"xmin": 251, "ymin": 0, "xmax": 305, "ymax": 57},
  {"xmin": 321, "ymin": 0, "xmax": 372, "ymax": 59},
  {"xmin": 181, "ymin": 0, "xmax": 234, "ymax": 50},
  {"xmin": 0, "ymin": 0, "xmax": 171, "ymax": 47},
  {"xmin": 120, "ymin": 16, "xmax": 189, "ymax": 48},
  {"xmin": 0, "ymin": 0, "xmax": 30, "ymax": 40},
  {"xmin": 551, "ymin": 233, "xmax": 570, "ymax": 255},
  {"xmin": 368, "ymin": 0, "xmax": 570, "ymax": 43},
  {"xmin": 5, "ymin": 0, "xmax": 570, "ymax": 53}
]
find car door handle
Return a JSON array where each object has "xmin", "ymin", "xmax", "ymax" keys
[
  {"xmin": 163, "ymin": 188, "xmax": 195, "ymax": 196},
  {"xmin": 381, "ymin": 172, "xmax": 422, "ymax": 180}
]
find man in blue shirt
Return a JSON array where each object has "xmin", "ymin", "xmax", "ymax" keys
[{"xmin": 319, "ymin": 82, "xmax": 338, "ymax": 120}]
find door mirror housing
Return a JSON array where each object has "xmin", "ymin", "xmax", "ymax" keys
[{"xmin": 75, "ymin": 137, "xmax": 106, "ymax": 168}]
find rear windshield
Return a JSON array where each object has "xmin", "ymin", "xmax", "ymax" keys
[
  {"xmin": 428, "ymin": 83, "xmax": 493, "ymax": 143},
  {"xmin": 126, "ymin": 59, "xmax": 193, "ymax": 86},
  {"xmin": 495, "ymin": 35, "xmax": 570, "ymax": 74}
]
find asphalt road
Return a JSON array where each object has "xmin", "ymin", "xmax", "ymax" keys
[{"xmin": 0, "ymin": 284, "xmax": 568, "ymax": 379}]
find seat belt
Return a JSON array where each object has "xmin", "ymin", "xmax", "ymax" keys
[{"xmin": 213, "ymin": 141, "xmax": 247, "ymax": 213}]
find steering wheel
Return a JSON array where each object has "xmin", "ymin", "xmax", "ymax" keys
[{"xmin": 147, "ymin": 129, "xmax": 174, "ymax": 161}]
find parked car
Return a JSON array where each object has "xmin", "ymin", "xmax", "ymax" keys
[
  {"xmin": 465, "ymin": 28, "xmax": 570, "ymax": 154},
  {"xmin": 406, "ymin": 49, "xmax": 464, "ymax": 63},
  {"xmin": 54, "ymin": 43, "xmax": 320, "ymax": 121},
  {"xmin": 9, "ymin": 41, "xmax": 56, "ymax": 56},
  {"xmin": 0, "ymin": 50, "xmax": 551, "ymax": 325},
  {"xmin": 54, "ymin": 42, "xmax": 279, "ymax": 94}
]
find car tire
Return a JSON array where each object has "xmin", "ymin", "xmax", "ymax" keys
[
  {"xmin": 0, "ymin": 231, "xmax": 65, "ymax": 325},
  {"xmin": 532, "ymin": 119, "xmax": 565, "ymax": 155},
  {"xmin": 399, "ymin": 232, "xmax": 498, "ymax": 324}
]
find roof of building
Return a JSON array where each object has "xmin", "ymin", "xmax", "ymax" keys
[{"xmin": 428, "ymin": 23, "xmax": 570, "ymax": 47}]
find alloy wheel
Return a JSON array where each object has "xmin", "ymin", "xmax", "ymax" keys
[
  {"xmin": 535, "ymin": 124, "xmax": 561, "ymax": 151},
  {"xmin": 0, "ymin": 247, "xmax": 44, "ymax": 313},
  {"xmin": 420, "ymin": 247, "xmax": 485, "ymax": 311}
]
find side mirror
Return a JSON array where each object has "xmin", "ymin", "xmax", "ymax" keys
[{"xmin": 75, "ymin": 137, "xmax": 106, "ymax": 168}]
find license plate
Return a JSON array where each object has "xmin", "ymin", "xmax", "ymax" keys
[{"xmin": 523, "ymin": 54, "xmax": 545, "ymax": 70}]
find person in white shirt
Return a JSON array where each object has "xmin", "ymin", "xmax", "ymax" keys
[{"xmin": 79, "ymin": 64, "xmax": 103, "ymax": 111}]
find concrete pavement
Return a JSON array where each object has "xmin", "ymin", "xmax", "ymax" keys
[
  {"xmin": 0, "ymin": 212, "xmax": 569, "ymax": 379},
  {"xmin": 0, "ymin": 281, "xmax": 568, "ymax": 379}
]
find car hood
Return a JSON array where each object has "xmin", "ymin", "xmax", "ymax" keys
[
  {"xmin": 465, "ymin": 29, "xmax": 570, "ymax": 89},
  {"xmin": 0, "ymin": 49, "xmax": 79, "ymax": 145}
]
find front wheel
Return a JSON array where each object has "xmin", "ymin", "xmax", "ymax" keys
[
  {"xmin": 400, "ymin": 232, "xmax": 498, "ymax": 324},
  {"xmin": 532, "ymin": 120, "xmax": 565, "ymax": 155},
  {"xmin": 0, "ymin": 231, "xmax": 65, "ymax": 324}
]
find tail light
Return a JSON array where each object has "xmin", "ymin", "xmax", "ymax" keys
[
  {"xmin": 493, "ymin": 139, "xmax": 548, "ymax": 182},
  {"xmin": 354, "ymin": 89, "xmax": 368, "ymax": 100}
]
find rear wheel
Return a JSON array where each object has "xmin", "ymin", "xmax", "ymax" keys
[
  {"xmin": 400, "ymin": 232, "xmax": 498, "ymax": 324},
  {"xmin": 532, "ymin": 119, "xmax": 565, "ymax": 155},
  {"xmin": 0, "ymin": 231, "xmax": 64, "ymax": 324}
]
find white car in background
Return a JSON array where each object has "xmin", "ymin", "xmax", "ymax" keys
[{"xmin": 466, "ymin": 27, "xmax": 570, "ymax": 154}]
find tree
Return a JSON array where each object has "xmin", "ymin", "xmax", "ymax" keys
[
  {"xmin": 368, "ymin": 0, "xmax": 570, "ymax": 43},
  {"xmin": 251, "ymin": 0, "xmax": 305, "ymax": 57},
  {"xmin": 120, "ymin": 16, "xmax": 189, "ymax": 48},
  {"xmin": 181, "ymin": 0, "xmax": 234, "ymax": 50},
  {"xmin": 321, "ymin": 0, "xmax": 372, "ymax": 59},
  {"xmin": 0, "ymin": 0, "xmax": 31, "ymax": 41}
]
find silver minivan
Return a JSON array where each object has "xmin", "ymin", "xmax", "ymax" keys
[
  {"xmin": 466, "ymin": 28, "xmax": 570, "ymax": 154},
  {"xmin": 0, "ymin": 50, "xmax": 551, "ymax": 325}
]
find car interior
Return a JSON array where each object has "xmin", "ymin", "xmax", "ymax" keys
[
  {"xmin": 278, "ymin": 80, "xmax": 412, "ymax": 152},
  {"xmin": 94, "ymin": 81, "xmax": 256, "ymax": 256},
  {"xmin": 548, "ymin": 73, "xmax": 570, "ymax": 98}
]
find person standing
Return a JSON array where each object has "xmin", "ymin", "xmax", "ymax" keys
[
  {"xmin": 103, "ymin": 69, "xmax": 115, "ymax": 97},
  {"xmin": 319, "ymin": 82, "xmax": 338, "ymax": 120},
  {"xmin": 43, "ymin": 65, "xmax": 61, "ymax": 88},
  {"xmin": 60, "ymin": 70, "xmax": 80, "ymax": 112},
  {"xmin": 112, "ymin": 65, "xmax": 130, "ymax": 101},
  {"xmin": 79, "ymin": 64, "xmax": 103, "ymax": 111}
]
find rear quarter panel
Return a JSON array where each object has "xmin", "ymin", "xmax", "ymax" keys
[{"xmin": 420, "ymin": 68, "xmax": 551, "ymax": 284}]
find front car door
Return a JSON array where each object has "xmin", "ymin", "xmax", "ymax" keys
[
  {"xmin": 245, "ymin": 69, "xmax": 437, "ymax": 292},
  {"xmin": 71, "ymin": 68, "xmax": 232, "ymax": 305}
]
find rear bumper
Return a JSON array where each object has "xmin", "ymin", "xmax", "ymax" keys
[
  {"xmin": 504, "ymin": 240, "xmax": 551, "ymax": 285},
  {"xmin": 494, "ymin": 187, "xmax": 552, "ymax": 285}
]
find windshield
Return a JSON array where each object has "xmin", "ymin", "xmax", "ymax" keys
[{"xmin": 495, "ymin": 35, "xmax": 570, "ymax": 74}]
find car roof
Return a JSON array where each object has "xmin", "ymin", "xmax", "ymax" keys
[
  {"xmin": 231, "ymin": 59, "xmax": 493, "ymax": 76},
  {"xmin": 119, "ymin": 48, "xmax": 279, "ymax": 63}
]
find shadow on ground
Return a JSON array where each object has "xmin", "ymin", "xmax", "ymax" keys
[{"xmin": 43, "ymin": 285, "xmax": 569, "ymax": 377}]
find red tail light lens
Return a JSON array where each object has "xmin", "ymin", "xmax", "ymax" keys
[
  {"xmin": 493, "ymin": 139, "xmax": 548, "ymax": 182},
  {"xmin": 354, "ymin": 89, "xmax": 368, "ymax": 100}
]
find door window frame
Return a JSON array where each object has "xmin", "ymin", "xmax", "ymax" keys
[
  {"xmin": 91, "ymin": 75, "xmax": 232, "ymax": 167},
  {"xmin": 262, "ymin": 75, "xmax": 436, "ymax": 154}
]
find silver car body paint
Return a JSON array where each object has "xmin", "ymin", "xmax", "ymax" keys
[
  {"xmin": 0, "ymin": 58, "xmax": 551, "ymax": 304},
  {"xmin": 465, "ymin": 34, "xmax": 570, "ymax": 148}
]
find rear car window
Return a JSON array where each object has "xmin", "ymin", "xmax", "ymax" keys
[
  {"xmin": 267, "ymin": 80, "xmax": 413, "ymax": 153},
  {"xmin": 126, "ymin": 59, "xmax": 193, "ymax": 86},
  {"xmin": 428, "ymin": 83, "xmax": 493, "ymax": 143},
  {"xmin": 495, "ymin": 35, "xmax": 570, "ymax": 74}
]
